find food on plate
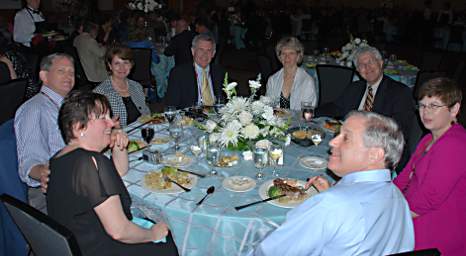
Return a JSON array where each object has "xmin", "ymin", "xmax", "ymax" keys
[
  {"xmin": 292, "ymin": 130, "xmax": 308, "ymax": 140},
  {"xmin": 217, "ymin": 154, "xmax": 239, "ymax": 167},
  {"xmin": 323, "ymin": 120, "xmax": 342, "ymax": 133},
  {"xmin": 138, "ymin": 113, "xmax": 166, "ymax": 124},
  {"xmin": 144, "ymin": 166, "xmax": 192, "ymax": 190},
  {"xmin": 180, "ymin": 116, "xmax": 194, "ymax": 126},
  {"xmin": 267, "ymin": 178, "xmax": 310, "ymax": 203},
  {"xmin": 127, "ymin": 140, "xmax": 146, "ymax": 152}
]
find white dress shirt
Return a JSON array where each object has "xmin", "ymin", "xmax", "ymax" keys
[{"xmin": 13, "ymin": 7, "xmax": 45, "ymax": 47}]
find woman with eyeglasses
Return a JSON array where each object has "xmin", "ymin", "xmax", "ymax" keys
[{"xmin": 394, "ymin": 77, "xmax": 466, "ymax": 255}]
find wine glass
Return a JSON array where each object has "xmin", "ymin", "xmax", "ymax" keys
[
  {"xmin": 310, "ymin": 133, "xmax": 323, "ymax": 146},
  {"xmin": 164, "ymin": 106, "xmax": 177, "ymax": 124},
  {"xmin": 141, "ymin": 127, "xmax": 155, "ymax": 144},
  {"xmin": 169, "ymin": 120, "xmax": 183, "ymax": 153},
  {"xmin": 268, "ymin": 143, "xmax": 283, "ymax": 177},
  {"xmin": 301, "ymin": 101, "xmax": 314, "ymax": 124},
  {"xmin": 190, "ymin": 144, "xmax": 202, "ymax": 162},
  {"xmin": 213, "ymin": 97, "xmax": 225, "ymax": 114},
  {"xmin": 253, "ymin": 145, "xmax": 268, "ymax": 180}
]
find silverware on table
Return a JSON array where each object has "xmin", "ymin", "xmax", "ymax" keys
[
  {"xmin": 234, "ymin": 194, "xmax": 286, "ymax": 211},
  {"xmin": 176, "ymin": 168, "xmax": 206, "ymax": 178},
  {"xmin": 164, "ymin": 176, "xmax": 191, "ymax": 192},
  {"xmin": 196, "ymin": 186, "xmax": 215, "ymax": 205}
]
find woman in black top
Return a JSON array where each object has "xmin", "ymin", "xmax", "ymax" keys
[{"xmin": 46, "ymin": 91, "xmax": 178, "ymax": 256}]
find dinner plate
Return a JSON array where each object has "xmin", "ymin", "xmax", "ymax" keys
[
  {"xmin": 258, "ymin": 179, "xmax": 317, "ymax": 208},
  {"xmin": 222, "ymin": 176, "xmax": 256, "ymax": 192},
  {"xmin": 298, "ymin": 155, "xmax": 328, "ymax": 170},
  {"xmin": 151, "ymin": 135, "xmax": 170, "ymax": 145},
  {"xmin": 162, "ymin": 153, "xmax": 193, "ymax": 168},
  {"xmin": 143, "ymin": 171, "xmax": 198, "ymax": 194}
]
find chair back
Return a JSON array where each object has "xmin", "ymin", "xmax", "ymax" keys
[
  {"xmin": 0, "ymin": 119, "xmax": 28, "ymax": 256},
  {"xmin": 0, "ymin": 194, "xmax": 81, "ymax": 256},
  {"xmin": 316, "ymin": 64, "xmax": 354, "ymax": 106},
  {"xmin": 68, "ymin": 47, "xmax": 97, "ymax": 91},
  {"xmin": 413, "ymin": 70, "xmax": 447, "ymax": 98},
  {"xmin": 386, "ymin": 248, "xmax": 441, "ymax": 256},
  {"xmin": 0, "ymin": 78, "xmax": 27, "ymax": 125},
  {"xmin": 128, "ymin": 48, "xmax": 152, "ymax": 88}
]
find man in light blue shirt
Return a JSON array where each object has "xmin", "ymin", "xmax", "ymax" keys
[
  {"xmin": 250, "ymin": 111, "xmax": 414, "ymax": 256},
  {"xmin": 15, "ymin": 53, "xmax": 75, "ymax": 212}
]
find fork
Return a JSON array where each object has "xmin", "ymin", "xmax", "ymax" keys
[{"xmin": 164, "ymin": 176, "xmax": 191, "ymax": 192}]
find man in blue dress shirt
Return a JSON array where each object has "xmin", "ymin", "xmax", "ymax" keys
[
  {"xmin": 14, "ymin": 53, "xmax": 75, "ymax": 213},
  {"xmin": 249, "ymin": 111, "xmax": 414, "ymax": 256}
]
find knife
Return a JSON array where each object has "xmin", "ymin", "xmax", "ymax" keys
[
  {"xmin": 234, "ymin": 194, "xmax": 287, "ymax": 211},
  {"xmin": 127, "ymin": 119, "xmax": 152, "ymax": 134},
  {"xmin": 176, "ymin": 168, "xmax": 206, "ymax": 178}
]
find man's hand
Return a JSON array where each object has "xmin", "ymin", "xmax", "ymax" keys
[
  {"xmin": 30, "ymin": 164, "xmax": 50, "ymax": 193},
  {"xmin": 305, "ymin": 176, "xmax": 331, "ymax": 192}
]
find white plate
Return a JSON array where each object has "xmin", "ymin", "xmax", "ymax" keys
[
  {"xmin": 258, "ymin": 179, "xmax": 317, "ymax": 208},
  {"xmin": 298, "ymin": 155, "xmax": 328, "ymax": 170},
  {"xmin": 143, "ymin": 171, "xmax": 198, "ymax": 194},
  {"xmin": 162, "ymin": 154, "xmax": 193, "ymax": 168},
  {"xmin": 222, "ymin": 176, "xmax": 256, "ymax": 192}
]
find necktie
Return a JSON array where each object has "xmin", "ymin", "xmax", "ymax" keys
[
  {"xmin": 201, "ymin": 69, "xmax": 214, "ymax": 106},
  {"xmin": 363, "ymin": 85, "xmax": 374, "ymax": 112}
]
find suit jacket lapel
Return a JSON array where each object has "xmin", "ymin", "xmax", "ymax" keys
[{"xmin": 190, "ymin": 65, "xmax": 199, "ymax": 104}]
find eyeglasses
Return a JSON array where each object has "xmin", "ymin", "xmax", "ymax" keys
[{"xmin": 416, "ymin": 103, "xmax": 450, "ymax": 111}]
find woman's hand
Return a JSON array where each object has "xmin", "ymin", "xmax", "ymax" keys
[
  {"xmin": 305, "ymin": 176, "xmax": 331, "ymax": 192},
  {"xmin": 151, "ymin": 222, "xmax": 169, "ymax": 241},
  {"xmin": 110, "ymin": 128, "xmax": 129, "ymax": 151}
]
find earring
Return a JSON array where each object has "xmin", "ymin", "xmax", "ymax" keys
[{"xmin": 80, "ymin": 132, "xmax": 85, "ymax": 137}]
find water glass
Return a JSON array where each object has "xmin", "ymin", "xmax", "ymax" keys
[
  {"xmin": 269, "ymin": 143, "xmax": 283, "ymax": 177},
  {"xmin": 253, "ymin": 146, "xmax": 268, "ymax": 179},
  {"xmin": 198, "ymin": 135, "xmax": 208, "ymax": 153},
  {"xmin": 165, "ymin": 106, "xmax": 177, "ymax": 124},
  {"xmin": 206, "ymin": 142, "xmax": 221, "ymax": 166}
]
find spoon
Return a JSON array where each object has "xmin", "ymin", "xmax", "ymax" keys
[
  {"xmin": 210, "ymin": 168, "xmax": 218, "ymax": 176},
  {"xmin": 196, "ymin": 186, "xmax": 215, "ymax": 205},
  {"xmin": 164, "ymin": 176, "xmax": 191, "ymax": 192}
]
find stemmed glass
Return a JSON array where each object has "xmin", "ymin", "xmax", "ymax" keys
[
  {"xmin": 169, "ymin": 118, "xmax": 183, "ymax": 153},
  {"xmin": 310, "ymin": 133, "xmax": 323, "ymax": 147},
  {"xmin": 141, "ymin": 127, "xmax": 155, "ymax": 144},
  {"xmin": 213, "ymin": 97, "xmax": 225, "ymax": 115},
  {"xmin": 268, "ymin": 143, "xmax": 283, "ymax": 177},
  {"xmin": 164, "ymin": 106, "xmax": 177, "ymax": 124},
  {"xmin": 253, "ymin": 145, "xmax": 268, "ymax": 180}
]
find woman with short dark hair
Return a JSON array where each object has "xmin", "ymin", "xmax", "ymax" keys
[
  {"xmin": 94, "ymin": 46, "xmax": 150, "ymax": 127},
  {"xmin": 47, "ymin": 90, "xmax": 178, "ymax": 256},
  {"xmin": 394, "ymin": 77, "xmax": 466, "ymax": 255}
]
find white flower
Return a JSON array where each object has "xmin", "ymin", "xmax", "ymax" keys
[
  {"xmin": 261, "ymin": 106, "xmax": 274, "ymax": 122},
  {"xmin": 242, "ymin": 124, "xmax": 260, "ymax": 139},
  {"xmin": 228, "ymin": 97, "xmax": 248, "ymax": 114},
  {"xmin": 249, "ymin": 80, "xmax": 261, "ymax": 89},
  {"xmin": 220, "ymin": 126, "xmax": 239, "ymax": 146},
  {"xmin": 136, "ymin": 2, "xmax": 144, "ymax": 10},
  {"xmin": 238, "ymin": 111, "xmax": 253, "ymax": 125},
  {"xmin": 226, "ymin": 119, "xmax": 242, "ymax": 131},
  {"xmin": 354, "ymin": 38, "xmax": 361, "ymax": 44},
  {"xmin": 251, "ymin": 100, "xmax": 265, "ymax": 115},
  {"xmin": 128, "ymin": 3, "xmax": 135, "ymax": 9},
  {"xmin": 226, "ymin": 82, "xmax": 237, "ymax": 91},
  {"xmin": 205, "ymin": 120, "xmax": 217, "ymax": 133}
]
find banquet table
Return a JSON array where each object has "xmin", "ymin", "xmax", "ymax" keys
[
  {"xmin": 123, "ymin": 116, "xmax": 334, "ymax": 256},
  {"xmin": 303, "ymin": 56, "xmax": 418, "ymax": 89}
]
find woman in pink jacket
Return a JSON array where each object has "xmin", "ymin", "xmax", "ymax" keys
[{"xmin": 394, "ymin": 77, "xmax": 466, "ymax": 255}]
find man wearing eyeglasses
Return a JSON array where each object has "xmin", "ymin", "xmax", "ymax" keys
[{"xmin": 316, "ymin": 46, "xmax": 417, "ymax": 172}]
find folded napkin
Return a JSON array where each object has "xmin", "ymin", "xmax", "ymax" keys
[{"xmin": 131, "ymin": 217, "xmax": 167, "ymax": 243}]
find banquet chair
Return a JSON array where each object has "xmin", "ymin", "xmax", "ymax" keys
[
  {"xmin": 0, "ymin": 78, "xmax": 27, "ymax": 125},
  {"xmin": 316, "ymin": 64, "xmax": 354, "ymax": 107},
  {"xmin": 129, "ymin": 48, "xmax": 154, "ymax": 90},
  {"xmin": 413, "ymin": 70, "xmax": 447, "ymax": 98},
  {"xmin": 69, "ymin": 47, "xmax": 98, "ymax": 91},
  {"xmin": 386, "ymin": 248, "xmax": 441, "ymax": 256},
  {"xmin": 0, "ymin": 119, "xmax": 28, "ymax": 256},
  {"xmin": 1, "ymin": 194, "xmax": 82, "ymax": 256}
]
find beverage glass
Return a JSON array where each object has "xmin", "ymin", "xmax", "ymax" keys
[
  {"xmin": 310, "ymin": 133, "xmax": 322, "ymax": 146},
  {"xmin": 141, "ymin": 127, "xmax": 155, "ymax": 144},
  {"xmin": 169, "ymin": 120, "xmax": 183, "ymax": 153},
  {"xmin": 206, "ymin": 142, "xmax": 220, "ymax": 166},
  {"xmin": 164, "ymin": 106, "xmax": 177, "ymax": 124},
  {"xmin": 253, "ymin": 146, "xmax": 268, "ymax": 179},
  {"xmin": 268, "ymin": 143, "xmax": 283, "ymax": 177}
]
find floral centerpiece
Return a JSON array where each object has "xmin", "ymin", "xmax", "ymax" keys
[
  {"xmin": 337, "ymin": 36, "xmax": 370, "ymax": 67},
  {"xmin": 199, "ymin": 74, "xmax": 290, "ymax": 151},
  {"xmin": 128, "ymin": 0, "xmax": 162, "ymax": 13}
]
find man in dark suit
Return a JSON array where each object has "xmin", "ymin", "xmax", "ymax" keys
[
  {"xmin": 164, "ymin": 18, "xmax": 196, "ymax": 66},
  {"xmin": 165, "ymin": 33, "xmax": 226, "ymax": 109},
  {"xmin": 316, "ymin": 46, "xmax": 418, "ymax": 172}
]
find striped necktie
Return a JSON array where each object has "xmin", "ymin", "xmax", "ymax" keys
[
  {"xmin": 363, "ymin": 85, "xmax": 374, "ymax": 112},
  {"xmin": 201, "ymin": 69, "xmax": 214, "ymax": 106}
]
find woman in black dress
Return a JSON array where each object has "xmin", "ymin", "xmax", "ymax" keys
[{"xmin": 46, "ymin": 91, "xmax": 178, "ymax": 256}]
